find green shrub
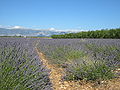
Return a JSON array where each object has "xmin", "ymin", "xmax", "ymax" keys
[
  {"xmin": 51, "ymin": 28, "xmax": 120, "ymax": 39},
  {"xmin": 44, "ymin": 46, "xmax": 86, "ymax": 66},
  {"xmin": 64, "ymin": 59, "xmax": 115, "ymax": 81}
]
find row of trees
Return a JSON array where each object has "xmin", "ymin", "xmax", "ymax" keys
[{"xmin": 51, "ymin": 28, "xmax": 120, "ymax": 39}]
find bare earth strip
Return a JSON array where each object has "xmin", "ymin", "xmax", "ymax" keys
[{"xmin": 36, "ymin": 48, "xmax": 120, "ymax": 90}]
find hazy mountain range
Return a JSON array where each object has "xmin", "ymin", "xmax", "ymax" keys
[{"xmin": 0, "ymin": 27, "xmax": 77, "ymax": 37}]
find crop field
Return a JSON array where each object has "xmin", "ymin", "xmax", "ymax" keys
[
  {"xmin": 0, "ymin": 38, "xmax": 52, "ymax": 90},
  {"xmin": 37, "ymin": 39, "xmax": 120, "ymax": 89},
  {"xmin": 0, "ymin": 37, "xmax": 120, "ymax": 90}
]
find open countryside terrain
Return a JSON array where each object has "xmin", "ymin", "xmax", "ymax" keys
[
  {"xmin": 1, "ymin": 0, "xmax": 120, "ymax": 89},
  {"xmin": 0, "ymin": 37, "xmax": 120, "ymax": 90}
]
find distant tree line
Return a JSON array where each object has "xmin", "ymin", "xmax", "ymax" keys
[{"xmin": 51, "ymin": 28, "xmax": 120, "ymax": 39}]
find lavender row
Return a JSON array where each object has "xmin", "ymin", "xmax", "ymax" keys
[
  {"xmin": 37, "ymin": 39, "xmax": 120, "ymax": 81},
  {"xmin": 0, "ymin": 37, "xmax": 52, "ymax": 90}
]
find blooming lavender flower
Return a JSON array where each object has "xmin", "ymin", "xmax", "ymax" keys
[{"xmin": 0, "ymin": 37, "xmax": 52, "ymax": 90}]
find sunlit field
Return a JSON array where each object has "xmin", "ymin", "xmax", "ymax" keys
[
  {"xmin": 37, "ymin": 39, "xmax": 120, "ymax": 81},
  {"xmin": 0, "ymin": 37, "xmax": 120, "ymax": 90},
  {"xmin": 0, "ymin": 38, "xmax": 52, "ymax": 90}
]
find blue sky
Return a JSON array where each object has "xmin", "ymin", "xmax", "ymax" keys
[{"xmin": 0, "ymin": 0, "xmax": 120, "ymax": 30}]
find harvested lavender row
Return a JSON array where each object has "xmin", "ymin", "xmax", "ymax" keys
[{"xmin": 0, "ymin": 37, "xmax": 52, "ymax": 90}]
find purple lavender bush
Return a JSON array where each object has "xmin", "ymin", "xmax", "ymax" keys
[
  {"xmin": 0, "ymin": 38, "xmax": 52, "ymax": 90},
  {"xmin": 37, "ymin": 39, "xmax": 120, "ymax": 81}
]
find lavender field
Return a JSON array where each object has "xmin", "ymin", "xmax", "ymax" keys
[
  {"xmin": 37, "ymin": 39, "xmax": 120, "ymax": 80},
  {"xmin": 0, "ymin": 37, "xmax": 120, "ymax": 90},
  {"xmin": 0, "ymin": 38, "xmax": 52, "ymax": 90}
]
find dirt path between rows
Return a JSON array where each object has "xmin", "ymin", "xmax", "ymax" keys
[{"xmin": 36, "ymin": 48, "xmax": 120, "ymax": 90}]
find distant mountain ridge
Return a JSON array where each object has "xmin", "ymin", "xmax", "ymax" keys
[{"xmin": 0, "ymin": 28, "xmax": 71, "ymax": 37}]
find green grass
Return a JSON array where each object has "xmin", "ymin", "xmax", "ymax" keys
[
  {"xmin": 66, "ymin": 50, "xmax": 86, "ymax": 61},
  {"xmin": 44, "ymin": 46, "xmax": 86, "ymax": 66}
]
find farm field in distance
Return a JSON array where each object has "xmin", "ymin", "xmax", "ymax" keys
[{"xmin": 0, "ymin": 37, "xmax": 120, "ymax": 90}]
